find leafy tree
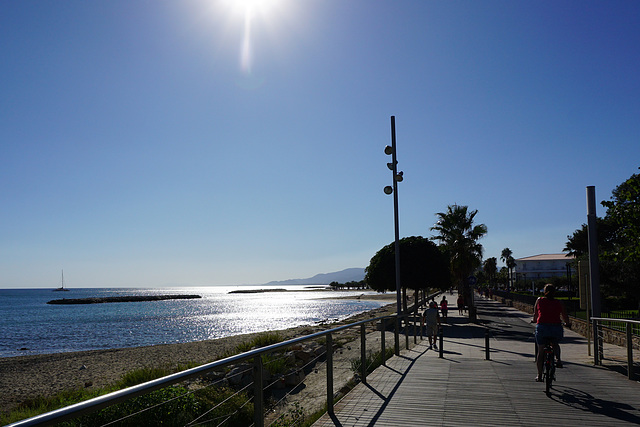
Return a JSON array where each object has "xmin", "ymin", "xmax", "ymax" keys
[
  {"xmin": 564, "ymin": 219, "xmax": 632, "ymax": 304},
  {"xmin": 365, "ymin": 236, "xmax": 451, "ymax": 297},
  {"xmin": 483, "ymin": 257, "xmax": 498, "ymax": 285},
  {"xmin": 475, "ymin": 270, "xmax": 487, "ymax": 286},
  {"xmin": 601, "ymin": 168, "xmax": 640, "ymax": 264},
  {"xmin": 564, "ymin": 218, "xmax": 616, "ymax": 258},
  {"xmin": 430, "ymin": 205, "xmax": 487, "ymax": 318},
  {"xmin": 496, "ymin": 267, "xmax": 509, "ymax": 288},
  {"xmin": 601, "ymin": 168, "xmax": 640, "ymax": 307}
]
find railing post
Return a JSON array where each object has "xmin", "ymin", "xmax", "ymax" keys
[
  {"xmin": 627, "ymin": 323, "xmax": 634, "ymax": 380},
  {"xmin": 438, "ymin": 326, "xmax": 444, "ymax": 358},
  {"xmin": 597, "ymin": 320, "xmax": 604, "ymax": 365},
  {"xmin": 405, "ymin": 314, "xmax": 410, "ymax": 350},
  {"xmin": 360, "ymin": 324, "xmax": 367, "ymax": 384},
  {"xmin": 394, "ymin": 316, "xmax": 400, "ymax": 356},
  {"xmin": 414, "ymin": 309, "xmax": 418, "ymax": 345},
  {"xmin": 593, "ymin": 319, "xmax": 600, "ymax": 365},
  {"xmin": 381, "ymin": 321, "xmax": 386, "ymax": 366},
  {"xmin": 253, "ymin": 356, "xmax": 264, "ymax": 427},
  {"xmin": 326, "ymin": 332, "xmax": 334, "ymax": 416},
  {"xmin": 485, "ymin": 329, "xmax": 490, "ymax": 360}
]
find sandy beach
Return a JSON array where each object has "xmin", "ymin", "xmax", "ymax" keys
[{"xmin": 0, "ymin": 293, "xmax": 397, "ymax": 416}]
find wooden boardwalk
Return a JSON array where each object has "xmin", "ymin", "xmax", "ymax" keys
[{"xmin": 313, "ymin": 296, "xmax": 640, "ymax": 426}]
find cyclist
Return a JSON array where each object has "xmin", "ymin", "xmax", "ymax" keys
[{"xmin": 533, "ymin": 283, "xmax": 571, "ymax": 382}]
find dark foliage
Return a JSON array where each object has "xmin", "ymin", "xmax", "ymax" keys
[{"xmin": 365, "ymin": 236, "xmax": 451, "ymax": 292}]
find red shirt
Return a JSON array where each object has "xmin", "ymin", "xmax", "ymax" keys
[{"xmin": 536, "ymin": 297, "xmax": 563, "ymax": 324}]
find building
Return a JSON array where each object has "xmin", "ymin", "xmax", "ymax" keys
[{"xmin": 514, "ymin": 253, "xmax": 575, "ymax": 281}]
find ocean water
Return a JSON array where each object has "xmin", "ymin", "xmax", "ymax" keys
[{"xmin": 0, "ymin": 286, "xmax": 389, "ymax": 358}]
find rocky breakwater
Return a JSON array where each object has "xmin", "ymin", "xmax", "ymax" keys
[{"xmin": 47, "ymin": 295, "xmax": 202, "ymax": 305}]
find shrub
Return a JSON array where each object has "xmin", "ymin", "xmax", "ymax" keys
[
  {"xmin": 234, "ymin": 332, "xmax": 283, "ymax": 353},
  {"xmin": 117, "ymin": 367, "xmax": 173, "ymax": 388},
  {"xmin": 68, "ymin": 385, "xmax": 199, "ymax": 427},
  {"xmin": 1, "ymin": 365, "xmax": 252, "ymax": 427}
]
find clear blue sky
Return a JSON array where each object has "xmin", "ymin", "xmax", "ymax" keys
[{"xmin": 2, "ymin": 1, "xmax": 639, "ymax": 288}]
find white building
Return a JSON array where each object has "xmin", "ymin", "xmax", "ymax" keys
[{"xmin": 514, "ymin": 253, "xmax": 575, "ymax": 281}]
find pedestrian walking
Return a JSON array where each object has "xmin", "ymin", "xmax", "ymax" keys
[
  {"xmin": 440, "ymin": 296, "xmax": 448, "ymax": 320},
  {"xmin": 421, "ymin": 301, "xmax": 440, "ymax": 350}
]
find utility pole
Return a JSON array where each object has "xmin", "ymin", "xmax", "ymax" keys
[{"xmin": 384, "ymin": 116, "xmax": 404, "ymax": 355}]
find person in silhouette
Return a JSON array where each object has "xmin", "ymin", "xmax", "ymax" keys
[
  {"xmin": 533, "ymin": 283, "xmax": 571, "ymax": 381},
  {"xmin": 457, "ymin": 294, "xmax": 465, "ymax": 315},
  {"xmin": 440, "ymin": 296, "xmax": 448, "ymax": 320},
  {"xmin": 422, "ymin": 301, "xmax": 440, "ymax": 350}
]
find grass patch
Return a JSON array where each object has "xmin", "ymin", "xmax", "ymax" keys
[
  {"xmin": 116, "ymin": 366, "xmax": 174, "ymax": 388},
  {"xmin": 1, "ymin": 388, "xmax": 109, "ymax": 425},
  {"xmin": 3, "ymin": 382, "xmax": 254, "ymax": 427},
  {"xmin": 64, "ymin": 385, "xmax": 253, "ymax": 427},
  {"xmin": 115, "ymin": 362, "xmax": 200, "ymax": 388},
  {"xmin": 234, "ymin": 332, "xmax": 283, "ymax": 354}
]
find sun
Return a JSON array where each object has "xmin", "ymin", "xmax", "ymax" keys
[{"xmin": 224, "ymin": 0, "xmax": 282, "ymax": 18}]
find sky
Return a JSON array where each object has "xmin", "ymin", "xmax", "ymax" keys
[{"xmin": 1, "ymin": 0, "xmax": 639, "ymax": 288}]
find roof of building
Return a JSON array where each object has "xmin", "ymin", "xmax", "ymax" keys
[{"xmin": 516, "ymin": 253, "xmax": 575, "ymax": 261}]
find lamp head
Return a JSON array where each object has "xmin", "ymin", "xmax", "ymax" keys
[
  {"xmin": 395, "ymin": 171, "xmax": 404, "ymax": 182},
  {"xmin": 383, "ymin": 186, "xmax": 393, "ymax": 195},
  {"xmin": 384, "ymin": 145, "xmax": 393, "ymax": 155}
]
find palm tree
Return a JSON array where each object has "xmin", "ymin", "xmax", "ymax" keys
[
  {"xmin": 430, "ymin": 205, "xmax": 487, "ymax": 319},
  {"xmin": 500, "ymin": 248, "xmax": 512, "ymax": 264},
  {"xmin": 501, "ymin": 248, "xmax": 516, "ymax": 290}
]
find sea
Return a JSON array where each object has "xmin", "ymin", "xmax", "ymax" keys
[{"xmin": 0, "ymin": 286, "xmax": 390, "ymax": 358}]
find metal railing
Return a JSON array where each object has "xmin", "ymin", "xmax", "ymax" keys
[
  {"xmin": 8, "ymin": 310, "xmax": 425, "ymax": 427},
  {"xmin": 591, "ymin": 317, "xmax": 640, "ymax": 380}
]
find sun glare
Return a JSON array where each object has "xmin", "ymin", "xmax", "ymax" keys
[{"xmin": 222, "ymin": 0, "xmax": 285, "ymax": 76}]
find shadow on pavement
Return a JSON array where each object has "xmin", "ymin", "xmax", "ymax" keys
[{"xmin": 552, "ymin": 385, "xmax": 640, "ymax": 424}]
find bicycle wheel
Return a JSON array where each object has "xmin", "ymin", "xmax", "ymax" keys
[{"xmin": 545, "ymin": 352, "xmax": 553, "ymax": 393}]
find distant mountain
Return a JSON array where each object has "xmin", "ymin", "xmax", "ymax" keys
[{"xmin": 265, "ymin": 268, "xmax": 365, "ymax": 286}]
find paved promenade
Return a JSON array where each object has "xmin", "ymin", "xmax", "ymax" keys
[{"xmin": 313, "ymin": 294, "xmax": 640, "ymax": 426}]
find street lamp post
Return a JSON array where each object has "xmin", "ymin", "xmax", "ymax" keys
[{"xmin": 383, "ymin": 116, "xmax": 404, "ymax": 320}]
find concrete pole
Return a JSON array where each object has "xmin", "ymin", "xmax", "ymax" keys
[{"xmin": 586, "ymin": 186, "xmax": 602, "ymax": 364}]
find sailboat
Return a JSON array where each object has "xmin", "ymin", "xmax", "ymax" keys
[{"xmin": 53, "ymin": 270, "xmax": 70, "ymax": 291}]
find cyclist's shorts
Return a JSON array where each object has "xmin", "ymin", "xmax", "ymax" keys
[{"xmin": 535, "ymin": 323, "xmax": 563, "ymax": 345}]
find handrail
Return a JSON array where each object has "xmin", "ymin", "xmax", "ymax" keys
[
  {"xmin": 590, "ymin": 316, "xmax": 638, "ymax": 381},
  {"xmin": 8, "ymin": 312, "xmax": 412, "ymax": 427},
  {"xmin": 590, "ymin": 317, "xmax": 640, "ymax": 325}
]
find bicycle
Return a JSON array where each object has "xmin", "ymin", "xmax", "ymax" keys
[{"xmin": 541, "ymin": 338, "xmax": 556, "ymax": 394}]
